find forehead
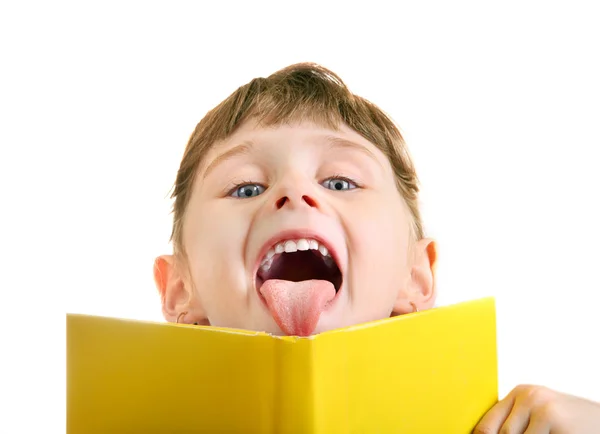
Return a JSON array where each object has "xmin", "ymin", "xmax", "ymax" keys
[{"xmin": 199, "ymin": 119, "xmax": 391, "ymax": 174}]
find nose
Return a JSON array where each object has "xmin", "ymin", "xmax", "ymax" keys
[
  {"xmin": 269, "ymin": 168, "xmax": 322, "ymax": 212},
  {"xmin": 275, "ymin": 193, "xmax": 319, "ymax": 210}
]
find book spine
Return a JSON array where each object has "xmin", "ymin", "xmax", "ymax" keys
[
  {"xmin": 273, "ymin": 338, "xmax": 315, "ymax": 433},
  {"xmin": 312, "ymin": 333, "xmax": 350, "ymax": 433}
]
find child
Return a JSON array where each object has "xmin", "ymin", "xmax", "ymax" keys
[{"xmin": 153, "ymin": 63, "xmax": 600, "ymax": 432}]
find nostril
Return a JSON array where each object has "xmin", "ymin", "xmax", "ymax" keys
[
  {"xmin": 276, "ymin": 196, "xmax": 288, "ymax": 209},
  {"xmin": 302, "ymin": 195, "xmax": 317, "ymax": 207}
]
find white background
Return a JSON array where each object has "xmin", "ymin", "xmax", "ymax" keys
[{"xmin": 1, "ymin": 1, "xmax": 599, "ymax": 431}]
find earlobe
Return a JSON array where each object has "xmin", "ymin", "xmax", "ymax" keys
[
  {"xmin": 153, "ymin": 255, "xmax": 209, "ymax": 325},
  {"xmin": 392, "ymin": 238, "xmax": 438, "ymax": 315}
]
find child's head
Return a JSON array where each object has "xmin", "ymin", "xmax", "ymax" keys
[{"xmin": 154, "ymin": 63, "xmax": 437, "ymax": 336}]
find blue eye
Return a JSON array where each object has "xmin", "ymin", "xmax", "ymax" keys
[
  {"xmin": 230, "ymin": 183, "xmax": 266, "ymax": 198},
  {"xmin": 322, "ymin": 177, "xmax": 358, "ymax": 191}
]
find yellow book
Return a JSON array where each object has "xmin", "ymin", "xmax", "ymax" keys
[{"xmin": 67, "ymin": 297, "xmax": 498, "ymax": 433}]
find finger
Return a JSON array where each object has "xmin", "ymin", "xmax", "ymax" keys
[
  {"xmin": 474, "ymin": 392, "xmax": 516, "ymax": 433},
  {"xmin": 523, "ymin": 410, "xmax": 550, "ymax": 434},
  {"xmin": 499, "ymin": 398, "xmax": 531, "ymax": 434}
]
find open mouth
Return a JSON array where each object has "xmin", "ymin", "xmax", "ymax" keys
[{"xmin": 255, "ymin": 238, "xmax": 343, "ymax": 293}]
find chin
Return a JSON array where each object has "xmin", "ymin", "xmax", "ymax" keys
[{"xmin": 310, "ymin": 312, "xmax": 354, "ymax": 335}]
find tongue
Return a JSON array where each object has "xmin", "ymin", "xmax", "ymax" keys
[{"xmin": 259, "ymin": 279, "xmax": 336, "ymax": 336}]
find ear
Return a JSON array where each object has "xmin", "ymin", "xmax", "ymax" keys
[
  {"xmin": 153, "ymin": 255, "xmax": 209, "ymax": 325},
  {"xmin": 392, "ymin": 238, "xmax": 437, "ymax": 315}
]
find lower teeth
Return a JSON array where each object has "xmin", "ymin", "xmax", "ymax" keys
[
  {"xmin": 260, "ymin": 254, "xmax": 334, "ymax": 272},
  {"xmin": 323, "ymin": 255, "xmax": 334, "ymax": 267}
]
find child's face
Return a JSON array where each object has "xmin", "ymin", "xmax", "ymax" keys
[{"xmin": 157, "ymin": 120, "xmax": 436, "ymax": 335}]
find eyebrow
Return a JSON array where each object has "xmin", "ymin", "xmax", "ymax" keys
[
  {"xmin": 202, "ymin": 141, "xmax": 254, "ymax": 179},
  {"xmin": 202, "ymin": 135, "xmax": 381, "ymax": 179},
  {"xmin": 323, "ymin": 136, "xmax": 382, "ymax": 168}
]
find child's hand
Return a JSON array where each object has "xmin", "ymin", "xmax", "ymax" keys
[{"xmin": 474, "ymin": 385, "xmax": 600, "ymax": 433}]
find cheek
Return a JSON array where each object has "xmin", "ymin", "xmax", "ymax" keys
[
  {"xmin": 183, "ymin": 203, "xmax": 250, "ymax": 312},
  {"xmin": 347, "ymin": 195, "xmax": 408, "ymax": 258},
  {"xmin": 344, "ymin": 196, "xmax": 410, "ymax": 298}
]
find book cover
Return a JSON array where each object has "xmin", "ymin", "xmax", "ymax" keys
[{"xmin": 67, "ymin": 297, "xmax": 498, "ymax": 433}]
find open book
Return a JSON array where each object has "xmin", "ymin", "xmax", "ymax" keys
[{"xmin": 67, "ymin": 297, "xmax": 497, "ymax": 433}]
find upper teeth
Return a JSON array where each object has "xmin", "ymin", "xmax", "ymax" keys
[{"xmin": 260, "ymin": 238, "xmax": 332, "ymax": 270}]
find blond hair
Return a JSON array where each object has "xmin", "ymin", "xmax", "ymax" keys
[{"xmin": 170, "ymin": 63, "xmax": 423, "ymax": 254}]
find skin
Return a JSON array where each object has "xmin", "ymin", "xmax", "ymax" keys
[
  {"xmin": 155, "ymin": 119, "xmax": 436, "ymax": 334},
  {"xmin": 154, "ymin": 119, "xmax": 600, "ymax": 433},
  {"xmin": 474, "ymin": 385, "xmax": 600, "ymax": 433}
]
